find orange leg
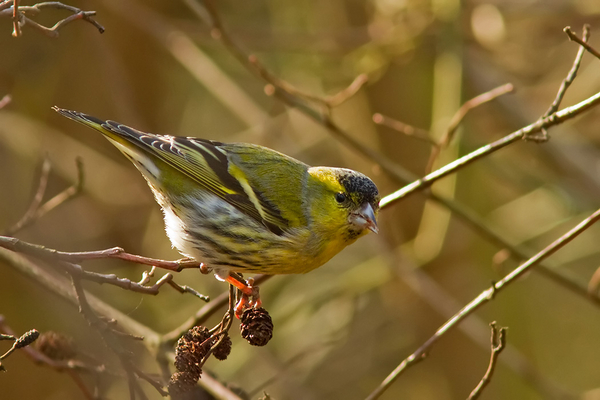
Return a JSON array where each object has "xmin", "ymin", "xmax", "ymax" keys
[{"xmin": 225, "ymin": 274, "xmax": 262, "ymax": 318}]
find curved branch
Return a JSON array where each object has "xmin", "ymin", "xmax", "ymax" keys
[{"xmin": 366, "ymin": 207, "xmax": 600, "ymax": 400}]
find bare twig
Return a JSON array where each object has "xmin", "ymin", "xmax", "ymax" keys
[
  {"xmin": 0, "ymin": 317, "xmax": 98, "ymax": 400},
  {"xmin": 247, "ymin": 340, "xmax": 339, "ymax": 397},
  {"xmin": 0, "ymin": 238, "xmax": 209, "ymax": 315},
  {"xmin": 398, "ymin": 265, "xmax": 573, "ymax": 399},
  {"xmin": 71, "ymin": 274, "xmax": 122, "ymax": 337},
  {"xmin": 373, "ymin": 83, "xmax": 514, "ymax": 174},
  {"xmin": 71, "ymin": 275, "xmax": 166, "ymax": 398},
  {"xmin": 565, "ymin": 25, "xmax": 600, "ymax": 61},
  {"xmin": 4, "ymin": 157, "xmax": 84, "ymax": 235},
  {"xmin": 374, "ymin": 27, "xmax": 600, "ymax": 320},
  {"xmin": 0, "ymin": 236, "xmax": 200, "ymax": 272},
  {"xmin": 11, "ymin": 0, "xmax": 20, "ymax": 36},
  {"xmin": 1, "ymin": 1, "xmax": 104, "ymax": 38},
  {"xmin": 546, "ymin": 26, "xmax": 590, "ymax": 117},
  {"xmin": 372, "ymin": 113, "xmax": 435, "ymax": 145},
  {"xmin": 588, "ymin": 267, "xmax": 600, "ymax": 295},
  {"xmin": 366, "ymin": 207, "xmax": 600, "ymax": 400},
  {"xmin": 0, "ymin": 94, "xmax": 11, "ymax": 109},
  {"xmin": 262, "ymin": 72, "xmax": 368, "ymax": 110},
  {"xmin": 0, "ymin": 247, "xmax": 161, "ymax": 349},
  {"xmin": 130, "ymin": 364, "xmax": 168, "ymax": 397},
  {"xmin": 0, "ymin": 325, "xmax": 39, "ymax": 370},
  {"xmin": 467, "ymin": 323, "xmax": 507, "ymax": 400},
  {"xmin": 0, "ymin": 1, "xmax": 11, "ymax": 12},
  {"xmin": 166, "ymin": 279, "xmax": 211, "ymax": 301},
  {"xmin": 379, "ymin": 89, "xmax": 600, "ymax": 209},
  {"xmin": 71, "ymin": 275, "xmax": 143, "ymax": 399},
  {"xmin": 530, "ymin": 25, "xmax": 591, "ymax": 141},
  {"xmin": 5, "ymin": 157, "xmax": 52, "ymax": 234},
  {"xmin": 184, "ymin": 0, "xmax": 367, "ymax": 114},
  {"xmin": 426, "ymin": 83, "xmax": 514, "ymax": 172},
  {"xmin": 325, "ymin": 73, "xmax": 369, "ymax": 107},
  {"xmin": 64, "ymin": 261, "xmax": 209, "ymax": 300},
  {"xmin": 448, "ymin": 84, "xmax": 515, "ymax": 139}
]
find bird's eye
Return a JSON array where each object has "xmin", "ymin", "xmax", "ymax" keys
[{"xmin": 335, "ymin": 192, "xmax": 347, "ymax": 203}]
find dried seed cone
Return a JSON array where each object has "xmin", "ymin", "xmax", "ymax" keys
[
  {"xmin": 174, "ymin": 326, "xmax": 211, "ymax": 377},
  {"xmin": 212, "ymin": 333, "xmax": 232, "ymax": 361},
  {"xmin": 15, "ymin": 329, "xmax": 40, "ymax": 349},
  {"xmin": 35, "ymin": 332, "xmax": 72, "ymax": 357},
  {"xmin": 240, "ymin": 308, "xmax": 273, "ymax": 346},
  {"xmin": 35, "ymin": 331, "xmax": 76, "ymax": 360},
  {"xmin": 168, "ymin": 371, "xmax": 199, "ymax": 396},
  {"xmin": 184, "ymin": 326, "xmax": 211, "ymax": 345},
  {"xmin": 173, "ymin": 347, "xmax": 202, "ymax": 379}
]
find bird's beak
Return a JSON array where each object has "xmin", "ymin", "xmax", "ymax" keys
[{"xmin": 351, "ymin": 202, "xmax": 379, "ymax": 234}]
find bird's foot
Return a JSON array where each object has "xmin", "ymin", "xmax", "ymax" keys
[{"xmin": 225, "ymin": 274, "xmax": 262, "ymax": 318}]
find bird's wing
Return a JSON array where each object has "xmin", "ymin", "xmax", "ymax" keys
[{"xmin": 54, "ymin": 108, "xmax": 293, "ymax": 235}]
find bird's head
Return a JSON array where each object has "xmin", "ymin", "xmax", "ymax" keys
[{"xmin": 307, "ymin": 167, "xmax": 380, "ymax": 241}]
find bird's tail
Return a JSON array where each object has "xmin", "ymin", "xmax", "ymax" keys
[{"xmin": 53, "ymin": 106, "xmax": 163, "ymax": 185}]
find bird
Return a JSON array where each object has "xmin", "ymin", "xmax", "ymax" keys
[{"xmin": 53, "ymin": 107, "xmax": 380, "ymax": 315}]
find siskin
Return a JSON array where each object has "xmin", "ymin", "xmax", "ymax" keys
[{"xmin": 54, "ymin": 107, "xmax": 380, "ymax": 313}]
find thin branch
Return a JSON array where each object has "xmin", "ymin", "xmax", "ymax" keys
[
  {"xmin": 185, "ymin": 0, "xmax": 367, "ymax": 113},
  {"xmin": 1, "ymin": 247, "xmax": 169, "ymax": 398},
  {"xmin": 166, "ymin": 279, "xmax": 211, "ymax": 301},
  {"xmin": 0, "ymin": 317, "xmax": 101, "ymax": 400},
  {"xmin": 0, "ymin": 325, "xmax": 39, "ymax": 370},
  {"xmin": 11, "ymin": 0, "xmax": 19, "ymax": 36},
  {"xmin": 130, "ymin": 364, "xmax": 168, "ymax": 397},
  {"xmin": 373, "ymin": 27, "xmax": 600, "ymax": 318},
  {"xmin": 325, "ymin": 73, "xmax": 369, "ymax": 107},
  {"xmin": 379, "ymin": 89, "xmax": 600, "ymax": 209},
  {"xmin": 0, "ymin": 236, "xmax": 200, "ymax": 272},
  {"xmin": 0, "ymin": 93, "xmax": 11, "ymax": 109},
  {"xmin": 4, "ymin": 157, "xmax": 84, "ymax": 235},
  {"xmin": 467, "ymin": 323, "xmax": 507, "ymax": 400},
  {"xmin": 425, "ymin": 83, "xmax": 514, "ymax": 172},
  {"xmin": 398, "ymin": 265, "xmax": 573, "ymax": 399},
  {"xmin": 446, "ymin": 85, "xmax": 514, "ymax": 138},
  {"xmin": 372, "ymin": 113, "xmax": 435, "ymax": 145},
  {"xmin": 247, "ymin": 340, "xmax": 339, "ymax": 396},
  {"xmin": 71, "ymin": 275, "xmax": 165, "ymax": 398},
  {"xmin": 198, "ymin": 373, "xmax": 247, "ymax": 400},
  {"xmin": 565, "ymin": 25, "xmax": 600, "ymax": 60},
  {"xmin": 365, "ymin": 207, "xmax": 600, "ymax": 400},
  {"xmin": 529, "ymin": 25, "xmax": 592, "ymax": 142},
  {"xmin": 64, "ymin": 261, "xmax": 208, "ymax": 300},
  {"xmin": 0, "ymin": 237, "xmax": 210, "ymax": 315},
  {"xmin": 1, "ymin": 1, "xmax": 104, "ymax": 38},
  {"xmin": 5, "ymin": 156, "xmax": 51, "ymax": 234},
  {"xmin": 546, "ymin": 25, "xmax": 590, "ymax": 117},
  {"xmin": 373, "ymin": 83, "xmax": 514, "ymax": 173},
  {"xmin": 0, "ymin": 247, "xmax": 161, "ymax": 347},
  {"xmin": 588, "ymin": 266, "xmax": 600, "ymax": 295}
]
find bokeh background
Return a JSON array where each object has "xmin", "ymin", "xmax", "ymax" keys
[{"xmin": 2, "ymin": 0, "xmax": 600, "ymax": 399}]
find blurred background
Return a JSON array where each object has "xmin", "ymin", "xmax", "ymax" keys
[{"xmin": 2, "ymin": 0, "xmax": 600, "ymax": 399}]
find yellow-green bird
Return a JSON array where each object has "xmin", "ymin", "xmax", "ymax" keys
[{"xmin": 54, "ymin": 107, "xmax": 379, "ymax": 312}]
